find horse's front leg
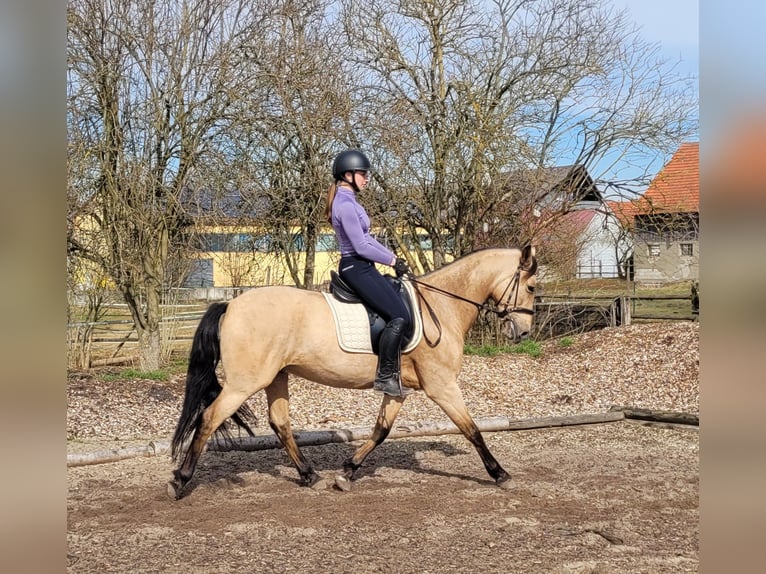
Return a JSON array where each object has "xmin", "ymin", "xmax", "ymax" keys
[
  {"xmin": 335, "ymin": 394, "xmax": 405, "ymax": 491},
  {"xmin": 423, "ymin": 380, "xmax": 511, "ymax": 487},
  {"xmin": 265, "ymin": 372, "xmax": 322, "ymax": 487}
]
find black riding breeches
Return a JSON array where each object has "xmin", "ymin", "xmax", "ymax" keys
[{"xmin": 338, "ymin": 255, "xmax": 411, "ymax": 327}]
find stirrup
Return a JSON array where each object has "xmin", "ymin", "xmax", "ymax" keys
[{"xmin": 373, "ymin": 375, "xmax": 412, "ymax": 397}]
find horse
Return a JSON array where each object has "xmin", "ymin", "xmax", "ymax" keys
[{"xmin": 168, "ymin": 245, "xmax": 538, "ymax": 499}]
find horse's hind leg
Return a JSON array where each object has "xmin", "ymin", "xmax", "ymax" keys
[
  {"xmin": 265, "ymin": 372, "xmax": 321, "ymax": 487},
  {"xmin": 169, "ymin": 386, "xmax": 251, "ymax": 499},
  {"xmin": 335, "ymin": 395, "xmax": 405, "ymax": 491}
]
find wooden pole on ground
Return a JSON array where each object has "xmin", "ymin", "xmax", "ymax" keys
[
  {"xmin": 68, "ymin": 409, "xmax": 701, "ymax": 468},
  {"xmin": 67, "ymin": 412, "xmax": 627, "ymax": 467},
  {"xmin": 608, "ymin": 406, "xmax": 698, "ymax": 425}
]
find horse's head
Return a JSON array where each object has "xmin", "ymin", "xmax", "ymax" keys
[{"xmin": 495, "ymin": 245, "xmax": 537, "ymax": 343}]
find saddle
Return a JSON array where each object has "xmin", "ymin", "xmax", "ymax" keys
[{"xmin": 327, "ymin": 271, "xmax": 418, "ymax": 355}]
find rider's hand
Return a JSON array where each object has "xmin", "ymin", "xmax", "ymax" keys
[{"xmin": 393, "ymin": 257, "xmax": 410, "ymax": 278}]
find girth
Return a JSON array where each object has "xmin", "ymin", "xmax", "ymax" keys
[{"xmin": 329, "ymin": 271, "xmax": 415, "ymax": 354}]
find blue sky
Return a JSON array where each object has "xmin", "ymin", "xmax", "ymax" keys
[
  {"xmin": 615, "ymin": 0, "xmax": 699, "ymax": 78},
  {"xmin": 591, "ymin": 0, "xmax": 699, "ymax": 194},
  {"xmin": 699, "ymin": 0, "xmax": 766, "ymax": 136}
]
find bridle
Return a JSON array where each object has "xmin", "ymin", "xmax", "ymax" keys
[
  {"xmin": 407, "ymin": 265, "xmax": 535, "ymax": 347},
  {"xmin": 493, "ymin": 267, "xmax": 536, "ymax": 319}
]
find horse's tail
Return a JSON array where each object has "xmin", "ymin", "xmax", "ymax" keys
[{"xmin": 170, "ymin": 302, "xmax": 256, "ymax": 461}]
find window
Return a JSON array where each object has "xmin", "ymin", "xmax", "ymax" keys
[
  {"xmin": 316, "ymin": 234, "xmax": 338, "ymax": 252},
  {"xmin": 198, "ymin": 233, "xmax": 271, "ymax": 252},
  {"xmin": 230, "ymin": 233, "xmax": 254, "ymax": 252},
  {"xmin": 680, "ymin": 243, "xmax": 693, "ymax": 257},
  {"xmin": 183, "ymin": 259, "xmax": 213, "ymax": 287},
  {"xmin": 291, "ymin": 233, "xmax": 305, "ymax": 251},
  {"xmin": 648, "ymin": 244, "xmax": 661, "ymax": 257},
  {"xmin": 253, "ymin": 234, "xmax": 272, "ymax": 252},
  {"xmin": 198, "ymin": 233, "xmax": 227, "ymax": 252}
]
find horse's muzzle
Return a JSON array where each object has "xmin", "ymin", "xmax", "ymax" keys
[{"xmin": 504, "ymin": 318, "xmax": 530, "ymax": 343}]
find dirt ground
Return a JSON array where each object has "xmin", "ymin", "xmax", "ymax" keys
[{"xmin": 67, "ymin": 420, "xmax": 698, "ymax": 573}]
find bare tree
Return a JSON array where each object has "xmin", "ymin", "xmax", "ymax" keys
[
  {"xmin": 67, "ymin": 0, "xmax": 698, "ymax": 367},
  {"xmin": 234, "ymin": 0, "xmax": 350, "ymax": 288},
  {"xmin": 339, "ymin": 0, "xmax": 697, "ymax": 269},
  {"xmin": 67, "ymin": 0, "xmax": 270, "ymax": 369}
]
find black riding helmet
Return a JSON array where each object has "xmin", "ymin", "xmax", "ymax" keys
[{"xmin": 332, "ymin": 149, "xmax": 371, "ymax": 181}]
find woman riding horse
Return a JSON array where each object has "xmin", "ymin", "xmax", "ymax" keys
[{"xmin": 326, "ymin": 149, "xmax": 411, "ymax": 397}]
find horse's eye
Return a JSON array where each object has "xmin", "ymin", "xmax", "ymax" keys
[{"xmin": 527, "ymin": 285, "xmax": 535, "ymax": 294}]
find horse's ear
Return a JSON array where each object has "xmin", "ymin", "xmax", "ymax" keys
[{"xmin": 520, "ymin": 245, "xmax": 537, "ymax": 272}]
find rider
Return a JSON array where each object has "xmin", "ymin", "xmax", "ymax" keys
[{"xmin": 326, "ymin": 149, "xmax": 411, "ymax": 397}]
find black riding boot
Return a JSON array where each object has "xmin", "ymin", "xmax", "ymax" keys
[{"xmin": 374, "ymin": 317, "xmax": 407, "ymax": 396}]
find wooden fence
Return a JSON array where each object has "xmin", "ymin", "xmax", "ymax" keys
[
  {"xmin": 532, "ymin": 293, "xmax": 696, "ymax": 336},
  {"xmin": 68, "ymin": 292, "xmax": 697, "ymax": 369},
  {"xmin": 67, "ymin": 306, "xmax": 204, "ymax": 369}
]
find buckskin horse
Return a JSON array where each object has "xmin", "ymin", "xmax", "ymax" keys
[{"xmin": 168, "ymin": 246, "xmax": 537, "ymax": 499}]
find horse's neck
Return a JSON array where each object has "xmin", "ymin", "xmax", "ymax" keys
[
  {"xmin": 425, "ymin": 253, "xmax": 502, "ymax": 330},
  {"xmin": 434, "ymin": 253, "xmax": 498, "ymax": 302}
]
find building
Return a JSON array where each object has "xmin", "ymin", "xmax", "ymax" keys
[
  {"xmin": 184, "ymin": 224, "xmax": 341, "ymax": 288},
  {"xmin": 185, "ymin": 223, "xmax": 439, "ymax": 290},
  {"xmin": 559, "ymin": 208, "xmax": 625, "ymax": 279},
  {"xmin": 487, "ymin": 164, "xmax": 624, "ymax": 279},
  {"xmin": 618, "ymin": 143, "xmax": 699, "ymax": 284}
]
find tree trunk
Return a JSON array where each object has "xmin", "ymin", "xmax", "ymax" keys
[
  {"xmin": 303, "ymin": 222, "xmax": 317, "ymax": 288},
  {"xmin": 136, "ymin": 326, "xmax": 162, "ymax": 371}
]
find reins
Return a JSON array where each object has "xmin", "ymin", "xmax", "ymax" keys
[
  {"xmin": 406, "ymin": 266, "xmax": 533, "ymax": 348},
  {"xmin": 407, "ymin": 277, "xmax": 478, "ymax": 348}
]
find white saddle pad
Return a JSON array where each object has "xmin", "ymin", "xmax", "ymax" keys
[{"xmin": 323, "ymin": 278, "xmax": 423, "ymax": 354}]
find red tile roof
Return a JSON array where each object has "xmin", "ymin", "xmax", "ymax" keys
[
  {"xmin": 560, "ymin": 209, "xmax": 597, "ymax": 228},
  {"xmin": 606, "ymin": 143, "xmax": 699, "ymax": 224},
  {"xmin": 643, "ymin": 142, "xmax": 699, "ymax": 212},
  {"xmin": 606, "ymin": 199, "xmax": 639, "ymax": 226}
]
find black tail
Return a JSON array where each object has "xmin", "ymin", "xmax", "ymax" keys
[{"xmin": 170, "ymin": 302, "xmax": 256, "ymax": 461}]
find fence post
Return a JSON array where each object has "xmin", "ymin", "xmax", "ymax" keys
[
  {"xmin": 691, "ymin": 281, "xmax": 699, "ymax": 315},
  {"xmin": 619, "ymin": 296, "xmax": 631, "ymax": 326},
  {"xmin": 610, "ymin": 296, "xmax": 632, "ymax": 327}
]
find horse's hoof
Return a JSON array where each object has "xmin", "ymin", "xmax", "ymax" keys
[
  {"xmin": 167, "ymin": 480, "xmax": 183, "ymax": 500},
  {"xmin": 334, "ymin": 475, "xmax": 352, "ymax": 492},
  {"xmin": 497, "ymin": 477, "xmax": 514, "ymax": 490},
  {"xmin": 299, "ymin": 473, "xmax": 322, "ymax": 488},
  {"xmin": 310, "ymin": 476, "xmax": 331, "ymax": 490}
]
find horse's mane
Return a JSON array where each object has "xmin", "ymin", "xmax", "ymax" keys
[{"xmin": 417, "ymin": 246, "xmax": 529, "ymax": 279}]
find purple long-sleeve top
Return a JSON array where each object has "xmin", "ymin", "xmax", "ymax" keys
[{"xmin": 331, "ymin": 187, "xmax": 395, "ymax": 265}]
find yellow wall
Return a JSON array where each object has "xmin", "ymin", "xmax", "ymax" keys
[
  {"xmin": 192, "ymin": 224, "xmax": 439, "ymax": 288},
  {"xmin": 192, "ymin": 250, "xmax": 341, "ymax": 287},
  {"xmin": 71, "ymin": 217, "xmax": 440, "ymax": 290}
]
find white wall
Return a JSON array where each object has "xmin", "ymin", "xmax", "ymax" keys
[{"xmin": 576, "ymin": 211, "xmax": 624, "ymax": 278}]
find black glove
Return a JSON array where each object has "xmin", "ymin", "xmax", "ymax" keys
[{"xmin": 393, "ymin": 257, "xmax": 410, "ymax": 278}]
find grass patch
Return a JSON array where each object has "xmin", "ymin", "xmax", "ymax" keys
[
  {"xmin": 465, "ymin": 339, "xmax": 542, "ymax": 358},
  {"xmin": 165, "ymin": 355, "xmax": 190, "ymax": 375},
  {"xmin": 508, "ymin": 339, "xmax": 542, "ymax": 358},
  {"xmin": 540, "ymin": 278, "xmax": 692, "ymax": 298},
  {"xmin": 102, "ymin": 368, "xmax": 171, "ymax": 382},
  {"xmin": 558, "ymin": 336, "xmax": 574, "ymax": 348}
]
